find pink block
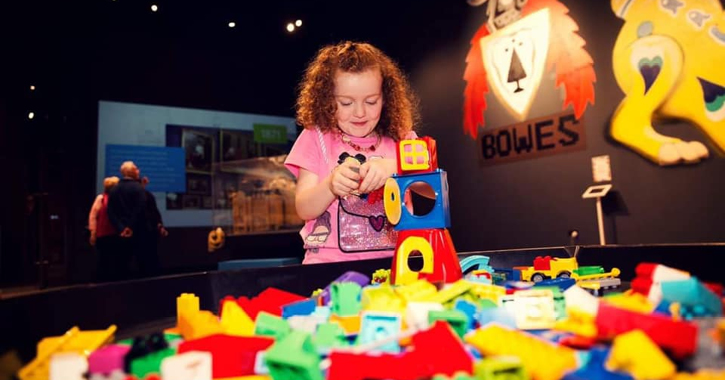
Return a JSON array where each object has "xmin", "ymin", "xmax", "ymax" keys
[{"xmin": 88, "ymin": 344, "xmax": 130, "ymax": 374}]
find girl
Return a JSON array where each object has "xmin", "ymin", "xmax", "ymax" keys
[{"xmin": 285, "ymin": 41, "xmax": 420, "ymax": 264}]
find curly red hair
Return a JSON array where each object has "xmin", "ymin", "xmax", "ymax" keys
[{"xmin": 296, "ymin": 41, "xmax": 419, "ymax": 140}]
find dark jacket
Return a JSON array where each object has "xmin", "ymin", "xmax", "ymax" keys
[{"xmin": 107, "ymin": 178, "xmax": 147, "ymax": 233}]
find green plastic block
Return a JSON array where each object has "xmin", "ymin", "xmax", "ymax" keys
[
  {"xmin": 312, "ymin": 323, "xmax": 349, "ymax": 351},
  {"xmin": 474, "ymin": 356, "xmax": 528, "ymax": 380},
  {"xmin": 479, "ymin": 299, "xmax": 498, "ymax": 309},
  {"xmin": 330, "ymin": 282, "xmax": 362, "ymax": 316},
  {"xmin": 255, "ymin": 311, "xmax": 291, "ymax": 340},
  {"xmin": 428, "ymin": 310, "xmax": 469, "ymax": 338},
  {"xmin": 265, "ymin": 330, "xmax": 323, "ymax": 380},
  {"xmin": 129, "ymin": 347, "xmax": 176, "ymax": 379}
]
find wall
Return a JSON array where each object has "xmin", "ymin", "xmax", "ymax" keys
[{"xmin": 411, "ymin": 0, "xmax": 725, "ymax": 251}]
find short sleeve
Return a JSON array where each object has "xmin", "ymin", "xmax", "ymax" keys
[
  {"xmin": 284, "ymin": 128, "xmax": 323, "ymax": 179},
  {"xmin": 403, "ymin": 130, "xmax": 418, "ymax": 140}
]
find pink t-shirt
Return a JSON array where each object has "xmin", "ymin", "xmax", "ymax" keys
[{"xmin": 285, "ymin": 128, "xmax": 415, "ymax": 264}]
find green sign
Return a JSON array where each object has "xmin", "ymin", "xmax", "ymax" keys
[{"xmin": 253, "ymin": 124, "xmax": 288, "ymax": 144}]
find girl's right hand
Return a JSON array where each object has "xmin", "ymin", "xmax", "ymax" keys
[{"xmin": 328, "ymin": 159, "xmax": 361, "ymax": 197}]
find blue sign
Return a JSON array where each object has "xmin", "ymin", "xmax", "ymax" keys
[{"xmin": 105, "ymin": 144, "xmax": 186, "ymax": 192}]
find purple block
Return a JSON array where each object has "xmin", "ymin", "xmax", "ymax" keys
[
  {"xmin": 320, "ymin": 271, "xmax": 370, "ymax": 305},
  {"xmin": 88, "ymin": 344, "xmax": 130, "ymax": 375}
]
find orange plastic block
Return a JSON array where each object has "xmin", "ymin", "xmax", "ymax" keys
[
  {"xmin": 18, "ymin": 325, "xmax": 116, "ymax": 380},
  {"xmin": 465, "ymin": 324, "xmax": 577, "ymax": 380},
  {"xmin": 329, "ymin": 314, "xmax": 361, "ymax": 335},
  {"xmin": 178, "ymin": 310, "xmax": 224, "ymax": 341}
]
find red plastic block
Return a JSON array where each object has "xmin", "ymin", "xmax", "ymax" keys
[
  {"xmin": 177, "ymin": 334, "xmax": 274, "ymax": 378},
  {"xmin": 327, "ymin": 351, "xmax": 414, "ymax": 380},
  {"xmin": 327, "ymin": 321, "xmax": 471, "ymax": 380},
  {"xmin": 233, "ymin": 287, "xmax": 307, "ymax": 319},
  {"xmin": 595, "ymin": 303, "xmax": 698, "ymax": 359},
  {"xmin": 533, "ymin": 256, "xmax": 552, "ymax": 271},
  {"xmin": 407, "ymin": 321, "xmax": 473, "ymax": 377}
]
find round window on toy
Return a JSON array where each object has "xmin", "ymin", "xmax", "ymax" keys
[{"xmin": 404, "ymin": 181, "xmax": 436, "ymax": 217}]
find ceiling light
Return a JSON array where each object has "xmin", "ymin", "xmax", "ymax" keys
[
  {"xmin": 295, "ymin": 19, "xmax": 302, "ymax": 27},
  {"xmin": 286, "ymin": 23, "xmax": 295, "ymax": 32},
  {"xmin": 228, "ymin": 21, "xmax": 236, "ymax": 28},
  {"xmin": 151, "ymin": 4, "xmax": 158, "ymax": 12}
]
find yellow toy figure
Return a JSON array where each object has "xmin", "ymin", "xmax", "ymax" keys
[
  {"xmin": 610, "ymin": 0, "xmax": 725, "ymax": 165},
  {"xmin": 207, "ymin": 227, "xmax": 225, "ymax": 253}
]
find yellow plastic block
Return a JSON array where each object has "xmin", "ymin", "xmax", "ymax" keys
[
  {"xmin": 468, "ymin": 283, "xmax": 506, "ymax": 303},
  {"xmin": 18, "ymin": 325, "xmax": 116, "ymax": 380},
  {"xmin": 177, "ymin": 293, "xmax": 200, "ymax": 328},
  {"xmin": 395, "ymin": 280, "xmax": 438, "ymax": 303},
  {"xmin": 220, "ymin": 300, "xmax": 255, "ymax": 336},
  {"xmin": 606, "ymin": 329, "xmax": 676, "ymax": 380},
  {"xmin": 361, "ymin": 285, "xmax": 406, "ymax": 313},
  {"xmin": 602, "ymin": 292, "xmax": 654, "ymax": 314},
  {"xmin": 179, "ymin": 310, "xmax": 224, "ymax": 341},
  {"xmin": 394, "ymin": 236, "xmax": 434, "ymax": 285},
  {"xmin": 430, "ymin": 280, "xmax": 472, "ymax": 305},
  {"xmin": 398, "ymin": 140, "xmax": 430, "ymax": 171},
  {"xmin": 465, "ymin": 324, "xmax": 577, "ymax": 380},
  {"xmin": 553, "ymin": 307, "xmax": 597, "ymax": 338},
  {"xmin": 329, "ymin": 314, "xmax": 361, "ymax": 335}
]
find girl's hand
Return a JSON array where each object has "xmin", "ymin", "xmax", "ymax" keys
[
  {"xmin": 329, "ymin": 159, "xmax": 362, "ymax": 197},
  {"xmin": 358, "ymin": 158, "xmax": 395, "ymax": 194}
]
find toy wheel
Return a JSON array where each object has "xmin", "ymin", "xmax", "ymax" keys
[
  {"xmin": 557, "ymin": 271, "xmax": 571, "ymax": 279},
  {"xmin": 384, "ymin": 178, "xmax": 401, "ymax": 225},
  {"xmin": 531, "ymin": 273, "xmax": 546, "ymax": 282}
]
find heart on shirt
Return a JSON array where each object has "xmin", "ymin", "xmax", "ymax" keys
[{"xmin": 368, "ymin": 215, "xmax": 385, "ymax": 232}]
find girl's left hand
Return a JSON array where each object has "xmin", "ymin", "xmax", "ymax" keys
[{"xmin": 358, "ymin": 158, "xmax": 395, "ymax": 194}]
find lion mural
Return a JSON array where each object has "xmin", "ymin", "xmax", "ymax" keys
[
  {"xmin": 463, "ymin": 0, "xmax": 596, "ymax": 139},
  {"xmin": 610, "ymin": 0, "xmax": 725, "ymax": 165}
]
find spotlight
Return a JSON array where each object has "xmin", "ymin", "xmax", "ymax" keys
[
  {"xmin": 228, "ymin": 21, "xmax": 236, "ymax": 28},
  {"xmin": 151, "ymin": 4, "xmax": 158, "ymax": 12},
  {"xmin": 286, "ymin": 23, "xmax": 295, "ymax": 32},
  {"xmin": 28, "ymin": 112, "xmax": 35, "ymax": 120},
  {"xmin": 30, "ymin": 85, "xmax": 36, "ymax": 91},
  {"xmin": 295, "ymin": 19, "xmax": 302, "ymax": 27}
]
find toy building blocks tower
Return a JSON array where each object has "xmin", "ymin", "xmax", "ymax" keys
[{"xmin": 384, "ymin": 137, "xmax": 462, "ymax": 285}]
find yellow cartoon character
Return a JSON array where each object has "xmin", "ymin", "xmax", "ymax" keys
[{"xmin": 610, "ymin": 0, "xmax": 725, "ymax": 165}]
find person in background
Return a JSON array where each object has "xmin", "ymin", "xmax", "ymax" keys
[
  {"xmin": 284, "ymin": 41, "xmax": 421, "ymax": 264},
  {"xmin": 107, "ymin": 161, "xmax": 149, "ymax": 280},
  {"xmin": 88, "ymin": 176, "xmax": 120, "ymax": 282},
  {"xmin": 139, "ymin": 176, "xmax": 167, "ymax": 277}
]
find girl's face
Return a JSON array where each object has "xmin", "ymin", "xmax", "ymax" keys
[{"xmin": 333, "ymin": 68, "xmax": 384, "ymax": 138}]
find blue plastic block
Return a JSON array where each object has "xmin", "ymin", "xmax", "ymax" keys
[
  {"xmin": 356, "ymin": 312, "xmax": 402, "ymax": 353},
  {"xmin": 478, "ymin": 307, "xmax": 516, "ymax": 329},
  {"xmin": 393, "ymin": 169, "xmax": 450, "ymax": 230},
  {"xmin": 534, "ymin": 277, "xmax": 577, "ymax": 291},
  {"xmin": 217, "ymin": 257, "xmax": 300, "ymax": 271},
  {"xmin": 661, "ymin": 278, "xmax": 723, "ymax": 317},
  {"xmin": 459, "ymin": 255, "xmax": 494, "ymax": 275},
  {"xmin": 454, "ymin": 299, "xmax": 477, "ymax": 330},
  {"xmin": 562, "ymin": 347, "xmax": 633, "ymax": 380},
  {"xmin": 282, "ymin": 298, "xmax": 317, "ymax": 319}
]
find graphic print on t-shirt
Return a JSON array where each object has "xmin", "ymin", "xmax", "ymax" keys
[
  {"xmin": 305, "ymin": 210, "xmax": 331, "ymax": 247},
  {"xmin": 336, "ymin": 151, "xmax": 398, "ymax": 252}
]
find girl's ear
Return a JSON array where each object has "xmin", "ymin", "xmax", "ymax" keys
[
  {"xmin": 354, "ymin": 154, "xmax": 367, "ymax": 164},
  {"xmin": 337, "ymin": 152, "xmax": 351, "ymax": 164}
]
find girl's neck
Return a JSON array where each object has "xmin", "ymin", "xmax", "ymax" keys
[{"xmin": 338, "ymin": 127, "xmax": 377, "ymax": 139}]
